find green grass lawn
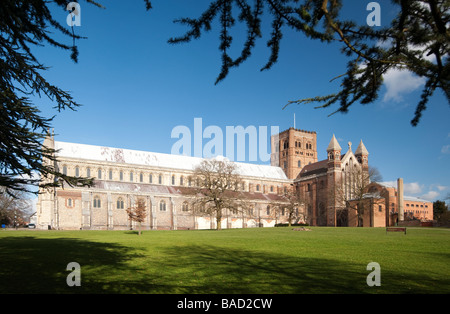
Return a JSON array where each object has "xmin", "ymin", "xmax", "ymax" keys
[{"xmin": 0, "ymin": 227, "xmax": 449, "ymax": 294}]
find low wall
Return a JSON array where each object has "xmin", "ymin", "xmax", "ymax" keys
[{"xmin": 398, "ymin": 220, "xmax": 421, "ymax": 227}]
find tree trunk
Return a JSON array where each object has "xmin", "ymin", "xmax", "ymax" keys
[{"xmin": 216, "ymin": 213, "xmax": 222, "ymax": 230}]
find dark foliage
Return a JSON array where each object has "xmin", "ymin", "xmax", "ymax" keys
[{"xmin": 168, "ymin": 0, "xmax": 449, "ymax": 126}]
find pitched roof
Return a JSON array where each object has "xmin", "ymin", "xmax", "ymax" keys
[
  {"xmin": 327, "ymin": 134, "xmax": 342, "ymax": 151},
  {"xmin": 355, "ymin": 140, "xmax": 369, "ymax": 155},
  {"xmin": 54, "ymin": 141, "xmax": 289, "ymax": 180},
  {"xmin": 377, "ymin": 182, "xmax": 396, "ymax": 189},
  {"xmin": 296, "ymin": 159, "xmax": 328, "ymax": 179},
  {"xmin": 404, "ymin": 195, "xmax": 431, "ymax": 203}
]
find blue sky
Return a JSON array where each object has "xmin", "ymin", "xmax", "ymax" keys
[{"xmin": 30, "ymin": 0, "xmax": 450, "ymax": 203}]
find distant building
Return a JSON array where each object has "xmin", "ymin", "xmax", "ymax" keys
[{"xmin": 360, "ymin": 181, "xmax": 434, "ymax": 225}]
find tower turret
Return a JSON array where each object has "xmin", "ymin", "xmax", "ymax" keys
[
  {"xmin": 327, "ymin": 134, "xmax": 342, "ymax": 168},
  {"xmin": 326, "ymin": 134, "xmax": 342, "ymax": 227},
  {"xmin": 355, "ymin": 140, "xmax": 369, "ymax": 170}
]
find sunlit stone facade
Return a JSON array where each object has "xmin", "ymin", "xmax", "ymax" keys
[{"xmin": 37, "ymin": 134, "xmax": 293, "ymax": 230}]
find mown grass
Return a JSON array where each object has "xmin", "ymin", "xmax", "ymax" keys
[{"xmin": 0, "ymin": 227, "xmax": 449, "ymax": 294}]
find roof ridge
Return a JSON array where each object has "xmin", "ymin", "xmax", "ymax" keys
[{"xmin": 54, "ymin": 141, "xmax": 289, "ymax": 180}]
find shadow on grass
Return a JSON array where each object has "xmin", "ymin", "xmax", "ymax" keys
[
  {"xmin": 0, "ymin": 236, "xmax": 447, "ymax": 293},
  {"xmin": 0, "ymin": 235, "xmax": 142, "ymax": 293},
  {"xmin": 153, "ymin": 245, "xmax": 368, "ymax": 294}
]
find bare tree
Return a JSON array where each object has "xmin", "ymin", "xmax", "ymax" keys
[
  {"xmin": 126, "ymin": 198, "xmax": 147, "ymax": 235},
  {"xmin": 291, "ymin": 185, "xmax": 312, "ymax": 226},
  {"xmin": 271, "ymin": 185, "xmax": 310, "ymax": 226},
  {"xmin": 331, "ymin": 166, "xmax": 382, "ymax": 227},
  {"xmin": 0, "ymin": 188, "xmax": 33, "ymax": 227},
  {"xmin": 187, "ymin": 158, "xmax": 248, "ymax": 230}
]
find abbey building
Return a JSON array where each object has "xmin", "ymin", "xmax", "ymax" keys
[{"xmin": 36, "ymin": 127, "xmax": 432, "ymax": 230}]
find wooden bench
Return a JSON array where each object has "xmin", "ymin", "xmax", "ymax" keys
[{"xmin": 386, "ymin": 227, "xmax": 406, "ymax": 234}]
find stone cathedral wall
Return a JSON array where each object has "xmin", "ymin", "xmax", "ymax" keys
[{"xmin": 37, "ymin": 157, "xmax": 293, "ymax": 230}]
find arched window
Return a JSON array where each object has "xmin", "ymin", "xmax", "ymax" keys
[
  {"xmin": 86, "ymin": 167, "xmax": 91, "ymax": 177},
  {"xmin": 130, "ymin": 171, "xmax": 133, "ymax": 182},
  {"xmin": 75, "ymin": 166, "xmax": 79, "ymax": 177},
  {"xmin": 93, "ymin": 196, "xmax": 101, "ymax": 208},
  {"xmin": 266, "ymin": 205, "xmax": 270, "ymax": 215},
  {"xmin": 140, "ymin": 173, "xmax": 143, "ymax": 183},
  {"xmin": 62, "ymin": 165, "xmax": 67, "ymax": 175},
  {"xmin": 67, "ymin": 198, "xmax": 74, "ymax": 208},
  {"xmin": 256, "ymin": 184, "xmax": 260, "ymax": 192},
  {"xmin": 158, "ymin": 174, "xmax": 162, "ymax": 184},
  {"xmin": 160, "ymin": 200, "xmax": 166, "ymax": 212},
  {"xmin": 109, "ymin": 169, "xmax": 113, "ymax": 180},
  {"xmin": 149, "ymin": 174, "xmax": 153, "ymax": 183},
  {"xmin": 97, "ymin": 169, "xmax": 102, "ymax": 179},
  {"xmin": 298, "ymin": 160, "xmax": 301, "ymax": 168},
  {"xmin": 180, "ymin": 176, "xmax": 184, "ymax": 186},
  {"xmin": 117, "ymin": 197, "xmax": 124, "ymax": 209},
  {"xmin": 198, "ymin": 204, "xmax": 205, "ymax": 213},
  {"xmin": 172, "ymin": 175, "xmax": 175, "ymax": 185},
  {"xmin": 182, "ymin": 202, "xmax": 189, "ymax": 212},
  {"xmin": 120, "ymin": 171, "xmax": 123, "ymax": 181}
]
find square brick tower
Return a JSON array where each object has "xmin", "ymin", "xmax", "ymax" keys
[{"xmin": 271, "ymin": 127, "xmax": 318, "ymax": 179}]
